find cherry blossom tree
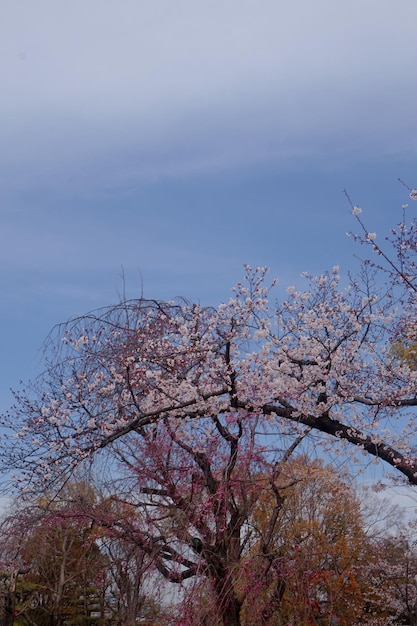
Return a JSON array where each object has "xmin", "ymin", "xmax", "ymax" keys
[
  {"xmin": 360, "ymin": 533, "xmax": 417, "ymax": 626},
  {"xmin": 2, "ymin": 190, "xmax": 417, "ymax": 624}
]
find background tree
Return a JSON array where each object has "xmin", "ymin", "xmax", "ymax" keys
[
  {"xmin": 19, "ymin": 514, "xmax": 106, "ymax": 625},
  {"xmin": 241, "ymin": 458, "xmax": 373, "ymax": 625},
  {"xmin": 359, "ymin": 533, "xmax": 417, "ymax": 626},
  {"xmin": 0, "ymin": 485, "xmax": 109, "ymax": 626}
]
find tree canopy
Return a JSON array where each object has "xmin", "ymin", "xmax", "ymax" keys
[{"xmin": 2, "ymin": 192, "xmax": 417, "ymax": 625}]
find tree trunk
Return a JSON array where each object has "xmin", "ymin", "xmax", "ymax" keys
[
  {"xmin": 213, "ymin": 571, "xmax": 242, "ymax": 626},
  {"xmin": 1, "ymin": 590, "xmax": 15, "ymax": 626}
]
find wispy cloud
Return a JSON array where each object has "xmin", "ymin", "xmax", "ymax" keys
[{"xmin": 1, "ymin": 0, "xmax": 416, "ymax": 192}]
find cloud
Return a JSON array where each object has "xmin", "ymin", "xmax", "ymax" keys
[{"xmin": 1, "ymin": 0, "xmax": 417, "ymax": 191}]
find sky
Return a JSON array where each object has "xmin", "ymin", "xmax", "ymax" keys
[{"xmin": 1, "ymin": 0, "xmax": 417, "ymax": 416}]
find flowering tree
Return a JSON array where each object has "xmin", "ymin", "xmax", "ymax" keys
[
  {"xmin": 2, "ymin": 193, "xmax": 417, "ymax": 624},
  {"xmin": 361, "ymin": 533, "xmax": 417, "ymax": 626}
]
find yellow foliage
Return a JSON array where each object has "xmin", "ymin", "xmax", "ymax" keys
[
  {"xmin": 392, "ymin": 339, "xmax": 417, "ymax": 370},
  {"xmin": 239, "ymin": 458, "xmax": 371, "ymax": 625}
]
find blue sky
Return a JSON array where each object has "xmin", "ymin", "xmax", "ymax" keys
[{"xmin": 1, "ymin": 0, "xmax": 417, "ymax": 414}]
